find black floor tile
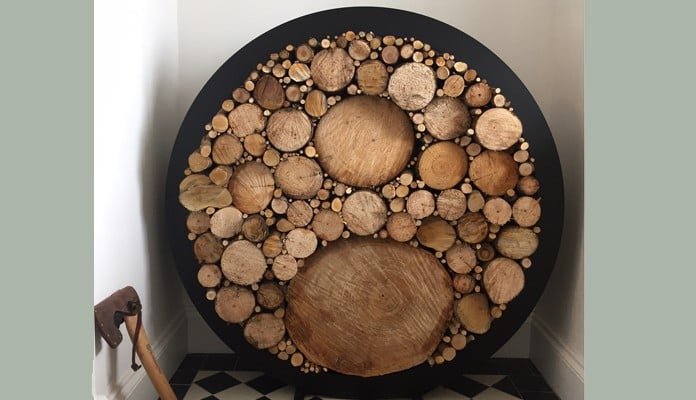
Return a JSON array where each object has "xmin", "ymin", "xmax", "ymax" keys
[
  {"xmin": 178, "ymin": 353, "xmax": 208, "ymax": 371},
  {"xmin": 490, "ymin": 358, "xmax": 537, "ymax": 375},
  {"xmin": 443, "ymin": 375, "xmax": 490, "ymax": 397},
  {"xmin": 169, "ymin": 367, "xmax": 199, "ymax": 384},
  {"xmin": 170, "ymin": 384, "xmax": 190, "ymax": 400},
  {"xmin": 201, "ymin": 353, "xmax": 238, "ymax": 370},
  {"xmin": 201, "ymin": 396, "xmax": 218, "ymax": 400},
  {"xmin": 246, "ymin": 373, "xmax": 288, "ymax": 394},
  {"xmin": 195, "ymin": 371, "xmax": 241, "ymax": 393},
  {"xmin": 520, "ymin": 392, "xmax": 560, "ymax": 400},
  {"xmin": 510, "ymin": 375, "xmax": 553, "ymax": 392},
  {"xmin": 493, "ymin": 376, "xmax": 522, "ymax": 398},
  {"xmin": 233, "ymin": 355, "xmax": 268, "ymax": 371},
  {"xmin": 460, "ymin": 358, "xmax": 500, "ymax": 374},
  {"xmin": 528, "ymin": 361, "xmax": 542, "ymax": 376}
]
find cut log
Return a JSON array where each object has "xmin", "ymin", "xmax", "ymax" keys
[
  {"xmin": 262, "ymin": 149, "xmax": 281, "ymax": 167},
  {"xmin": 288, "ymin": 63, "xmax": 311, "ymax": 82},
  {"xmin": 519, "ymin": 162, "xmax": 535, "ymax": 176},
  {"xmin": 483, "ymin": 257, "xmax": 525, "ymax": 304},
  {"xmin": 469, "ymin": 151, "xmax": 519, "ymax": 196},
  {"xmin": 243, "ymin": 133, "xmax": 267, "ymax": 157},
  {"xmin": 386, "ymin": 212, "xmax": 418, "ymax": 242},
  {"xmin": 467, "ymin": 190, "xmax": 485, "ymax": 212},
  {"xmin": 455, "ymin": 293, "xmax": 492, "ymax": 334},
  {"xmin": 291, "ymin": 353, "xmax": 304, "ymax": 368},
  {"xmin": 271, "ymin": 197, "xmax": 289, "ymax": 215},
  {"xmin": 476, "ymin": 243, "xmax": 496, "ymax": 262},
  {"xmin": 266, "ymin": 108, "xmax": 313, "ymax": 152},
  {"xmin": 272, "ymin": 254, "xmax": 298, "ymax": 281},
  {"xmin": 348, "ymin": 39, "xmax": 371, "ymax": 61},
  {"xmin": 212, "ymin": 112, "xmax": 229, "ymax": 133},
  {"xmin": 274, "ymin": 156, "xmax": 323, "ymax": 199},
  {"xmin": 496, "ymin": 227, "xmax": 539, "ymax": 259},
  {"xmin": 464, "ymin": 82, "xmax": 492, "ymax": 108},
  {"xmin": 453, "ymin": 274, "xmax": 476, "ymax": 294},
  {"xmin": 512, "ymin": 196, "xmax": 541, "ymax": 227},
  {"xmin": 228, "ymin": 103, "xmax": 266, "ymax": 138},
  {"xmin": 406, "ymin": 190, "xmax": 435, "ymax": 220},
  {"xmin": 197, "ymin": 264, "xmax": 222, "ymax": 288},
  {"xmin": 356, "ymin": 60, "xmax": 389, "ymax": 95},
  {"xmin": 212, "ymin": 134, "xmax": 244, "ymax": 165},
  {"xmin": 423, "ymin": 97, "xmax": 471, "ymax": 140},
  {"xmin": 220, "ymin": 240, "xmax": 267, "ymax": 285},
  {"xmin": 456, "ymin": 212, "xmax": 488, "ymax": 244},
  {"xmin": 214, "ymin": 285, "xmax": 255, "ymax": 323},
  {"xmin": 418, "ymin": 142, "xmax": 468, "ymax": 190},
  {"xmin": 228, "ymin": 162, "xmax": 274, "ymax": 214},
  {"xmin": 381, "ymin": 45, "xmax": 399, "ymax": 65},
  {"xmin": 296, "ymin": 43, "xmax": 314, "ymax": 62},
  {"xmin": 242, "ymin": 215, "xmax": 269, "ymax": 243},
  {"xmin": 179, "ymin": 174, "xmax": 211, "ymax": 192},
  {"xmin": 475, "ymin": 108, "xmax": 523, "ymax": 150},
  {"xmin": 441, "ymin": 346, "xmax": 456, "ymax": 362},
  {"xmin": 210, "ymin": 206, "xmax": 244, "ymax": 238},
  {"xmin": 517, "ymin": 175, "xmax": 540, "ymax": 195},
  {"xmin": 232, "ymin": 87, "xmax": 251, "ymax": 103},
  {"xmin": 253, "ymin": 75, "xmax": 285, "ymax": 111},
  {"xmin": 285, "ymin": 228, "xmax": 318, "ymax": 259},
  {"xmin": 310, "ymin": 48, "xmax": 355, "ymax": 92},
  {"xmin": 416, "ymin": 216, "xmax": 456, "ymax": 252},
  {"xmin": 188, "ymin": 151, "xmax": 212, "ymax": 173},
  {"xmin": 304, "ymin": 90, "xmax": 328, "ymax": 118},
  {"xmin": 286, "ymin": 238, "xmax": 453, "ymax": 377},
  {"xmin": 315, "ymin": 95, "xmax": 414, "ymax": 187},
  {"xmin": 446, "ymin": 243, "xmax": 477, "ymax": 274},
  {"xmin": 285, "ymin": 84, "xmax": 302, "ymax": 103},
  {"xmin": 256, "ymin": 282, "xmax": 284, "ymax": 310},
  {"xmin": 388, "ymin": 62, "xmax": 436, "ymax": 111},
  {"xmin": 451, "ymin": 333, "xmax": 467, "ymax": 350},
  {"xmin": 436, "ymin": 189, "xmax": 468, "ymax": 221},
  {"xmin": 443, "ymin": 75, "xmax": 465, "ymax": 97},
  {"xmin": 262, "ymin": 234, "xmax": 283, "ymax": 258},
  {"xmin": 311, "ymin": 210, "xmax": 344, "ymax": 241},
  {"xmin": 180, "ymin": 184, "xmax": 232, "ymax": 212},
  {"xmin": 209, "ymin": 165, "xmax": 234, "ymax": 187},
  {"xmin": 186, "ymin": 211, "xmax": 210, "ymax": 234},
  {"xmin": 483, "ymin": 197, "xmax": 513, "ymax": 225},
  {"xmin": 342, "ymin": 191, "xmax": 388, "ymax": 235},
  {"xmin": 244, "ymin": 313, "xmax": 286, "ymax": 349},
  {"xmin": 286, "ymin": 200, "xmax": 314, "ymax": 227},
  {"xmin": 276, "ymin": 218, "xmax": 295, "ymax": 233}
]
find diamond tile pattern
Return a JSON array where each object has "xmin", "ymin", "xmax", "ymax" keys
[{"xmin": 163, "ymin": 354, "xmax": 560, "ymax": 400}]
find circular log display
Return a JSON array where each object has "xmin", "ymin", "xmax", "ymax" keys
[{"xmin": 166, "ymin": 7, "xmax": 564, "ymax": 398}]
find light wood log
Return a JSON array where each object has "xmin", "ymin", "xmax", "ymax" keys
[
  {"xmin": 253, "ymin": 75, "xmax": 285, "ymax": 111},
  {"xmin": 475, "ymin": 108, "xmax": 523, "ymax": 150},
  {"xmin": 276, "ymin": 218, "xmax": 295, "ymax": 233},
  {"xmin": 197, "ymin": 264, "xmax": 222, "ymax": 288},
  {"xmin": 186, "ymin": 211, "xmax": 210, "ymax": 234},
  {"xmin": 456, "ymin": 212, "xmax": 488, "ymax": 244},
  {"xmin": 386, "ymin": 212, "xmax": 417, "ymax": 242},
  {"xmin": 356, "ymin": 60, "xmax": 389, "ymax": 95},
  {"xmin": 210, "ymin": 206, "xmax": 244, "ymax": 238},
  {"xmin": 266, "ymin": 108, "xmax": 313, "ymax": 152},
  {"xmin": 517, "ymin": 175, "xmax": 540, "ymax": 196},
  {"xmin": 271, "ymin": 197, "xmax": 289, "ymax": 215},
  {"xmin": 296, "ymin": 43, "xmax": 314, "ymax": 62},
  {"xmin": 220, "ymin": 239, "xmax": 267, "ymax": 285},
  {"xmin": 483, "ymin": 257, "xmax": 525, "ymax": 304},
  {"xmin": 406, "ymin": 190, "xmax": 435, "ymax": 220},
  {"xmin": 286, "ymin": 238, "xmax": 453, "ymax": 377},
  {"xmin": 455, "ymin": 293, "xmax": 492, "ymax": 334},
  {"xmin": 423, "ymin": 97, "xmax": 471, "ymax": 140},
  {"xmin": 342, "ymin": 191, "xmax": 388, "ymax": 235},
  {"xmin": 228, "ymin": 103, "xmax": 266, "ymax": 138},
  {"xmin": 418, "ymin": 142, "xmax": 468, "ymax": 190},
  {"xmin": 180, "ymin": 185, "xmax": 232, "ymax": 212},
  {"xmin": 443, "ymin": 75, "xmax": 465, "ymax": 97},
  {"xmin": 451, "ymin": 333, "xmax": 467, "ymax": 350},
  {"xmin": 436, "ymin": 189, "xmax": 468, "ymax": 221},
  {"xmin": 446, "ymin": 243, "xmax": 477, "ymax": 274},
  {"xmin": 311, "ymin": 210, "xmax": 344, "ymax": 241},
  {"xmin": 496, "ymin": 227, "xmax": 539, "ymax": 259},
  {"xmin": 209, "ymin": 165, "xmax": 234, "ymax": 187},
  {"xmin": 467, "ymin": 190, "xmax": 485, "ymax": 212},
  {"xmin": 476, "ymin": 243, "xmax": 496, "ymax": 262},
  {"xmin": 272, "ymin": 254, "xmax": 298, "ymax": 281},
  {"xmin": 441, "ymin": 346, "xmax": 456, "ymax": 362},
  {"xmin": 228, "ymin": 162, "xmax": 274, "ymax": 214},
  {"xmin": 232, "ymin": 87, "xmax": 251, "ymax": 103},
  {"xmin": 464, "ymin": 82, "xmax": 492, "ymax": 108},
  {"xmin": 381, "ymin": 45, "xmax": 399, "ymax": 65},
  {"xmin": 469, "ymin": 151, "xmax": 519, "ymax": 196},
  {"xmin": 416, "ymin": 216, "xmax": 456, "ymax": 252},
  {"xmin": 262, "ymin": 149, "xmax": 281, "ymax": 167},
  {"xmin": 348, "ymin": 39, "xmax": 371, "ymax": 61},
  {"xmin": 179, "ymin": 174, "xmax": 211, "ymax": 192},
  {"xmin": 483, "ymin": 197, "xmax": 513, "ymax": 225},
  {"xmin": 519, "ymin": 162, "xmax": 535, "ymax": 176},
  {"xmin": 286, "ymin": 200, "xmax": 314, "ymax": 227},
  {"xmin": 285, "ymin": 228, "xmax": 318, "ymax": 259},
  {"xmin": 257, "ymin": 282, "xmax": 284, "ymax": 310},
  {"xmin": 212, "ymin": 134, "xmax": 244, "ymax": 165},
  {"xmin": 215, "ymin": 285, "xmax": 255, "ymax": 323},
  {"xmin": 512, "ymin": 196, "xmax": 541, "ymax": 227},
  {"xmin": 242, "ymin": 215, "xmax": 269, "ymax": 243},
  {"xmin": 243, "ymin": 133, "xmax": 267, "ymax": 157},
  {"xmin": 188, "ymin": 151, "xmax": 212, "ymax": 173},
  {"xmin": 274, "ymin": 156, "xmax": 323, "ymax": 200},
  {"xmin": 262, "ymin": 234, "xmax": 283, "ymax": 258},
  {"xmin": 315, "ymin": 95, "xmax": 414, "ymax": 187},
  {"xmin": 291, "ymin": 352, "xmax": 304, "ymax": 367},
  {"xmin": 310, "ymin": 48, "xmax": 355, "ymax": 92},
  {"xmin": 453, "ymin": 274, "xmax": 476, "ymax": 294},
  {"xmin": 212, "ymin": 112, "xmax": 229, "ymax": 133},
  {"xmin": 288, "ymin": 63, "xmax": 311, "ymax": 82},
  {"xmin": 304, "ymin": 90, "xmax": 328, "ymax": 118},
  {"xmin": 388, "ymin": 62, "xmax": 436, "ymax": 111},
  {"xmin": 285, "ymin": 84, "xmax": 302, "ymax": 103},
  {"xmin": 244, "ymin": 313, "xmax": 286, "ymax": 349}
]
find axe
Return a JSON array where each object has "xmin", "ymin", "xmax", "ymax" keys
[{"xmin": 94, "ymin": 286, "xmax": 176, "ymax": 400}]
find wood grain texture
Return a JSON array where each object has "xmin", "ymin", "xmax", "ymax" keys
[
  {"xmin": 254, "ymin": 75, "xmax": 285, "ymax": 111},
  {"xmin": 469, "ymin": 151, "xmax": 519, "ymax": 196},
  {"xmin": 483, "ymin": 257, "xmax": 525, "ymax": 304},
  {"xmin": 386, "ymin": 212, "xmax": 417, "ymax": 242},
  {"xmin": 342, "ymin": 191, "xmax": 388, "ymax": 236},
  {"xmin": 388, "ymin": 62, "xmax": 436, "ymax": 111},
  {"xmin": 436, "ymin": 189, "xmax": 468, "ymax": 221},
  {"xmin": 418, "ymin": 142, "xmax": 468, "ymax": 190},
  {"xmin": 310, "ymin": 48, "xmax": 355, "ymax": 92},
  {"xmin": 274, "ymin": 156, "xmax": 323, "ymax": 199},
  {"xmin": 212, "ymin": 134, "xmax": 244, "ymax": 165},
  {"xmin": 423, "ymin": 97, "xmax": 471, "ymax": 140},
  {"xmin": 215, "ymin": 285, "xmax": 255, "ymax": 323},
  {"xmin": 416, "ymin": 216, "xmax": 456, "ymax": 252},
  {"xmin": 179, "ymin": 184, "xmax": 232, "ymax": 212},
  {"xmin": 475, "ymin": 108, "xmax": 523, "ymax": 150},
  {"xmin": 266, "ymin": 108, "xmax": 313, "ymax": 152},
  {"xmin": 220, "ymin": 240, "xmax": 267, "ymax": 285},
  {"xmin": 228, "ymin": 103, "xmax": 266, "ymax": 138},
  {"xmin": 311, "ymin": 209, "xmax": 344, "ymax": 241},
  {"xmin": 356, "ymin": 60, "xmax": 389, "ymax": 95},
  {"xmin": 455, "ymin": 293, "xmax": 492, "ymax": 334},
  {"xmin": 286, "ymin": 238, "xmax": 453, "ymax": 377},
  {"xmin": 228, "ymin": 162, "xmax": 274, "ymax": 214},
  {"xmin": 209, "ymin": 206, "xmax": 243, "ymax": 239},
  {"xmin": 315, "ymin": 95, "xmax": 414, "ymax": 187},
  {"xmin": 244, "ymin": 313, "xmax": 286, "ymax": 349},
  {"xmin": 496, "ymin": 227, "xmax": 539, "ymax": 259}
]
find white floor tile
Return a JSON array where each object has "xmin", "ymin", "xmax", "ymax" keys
[
  {"xmin": 265, "ymin": 385, "xmax": 296, "ymax": 400},
  {"xmin": 192, "ymin": 370, "xmax": 219, "ymax": 381},
  {"xmin": 472, "ymin": 387, "xmax": 522, "ymax": 400},
  {"xmin": 423, "ymin": 386, "xmax": 471, "ymax": 399},
  {"xmin": 214, "ymin": 383, "xmax": 265, "ymax": 400},
  {"xmin": 182, "ymin": 384, "xmax": 212, "ymax": 400}
]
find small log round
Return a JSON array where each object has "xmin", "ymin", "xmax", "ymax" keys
[
  {"xmin": 467, "ymin": 190, "xmax": 485, "ymax": 213},
  {"xmin": 381, "ymin": 45, "xmax": 399, "ymax": 65},
  {"xmin": 291, "ymin": 353, "xmax": 304, "ymax": 367},
  {"xmin": 243, "ymin": 133, "xmax": 267, "ymax": 157},
  {"xmin": 220, "ymin": 240, "xmax": 267, "ymax": 285},
  {"xmin": 212, "ymin": 113, "xmax": 229, "ymax": 133},
  {"xmin": 483, "ymin": 257, "xmax": 525, "ymax": 304},
  {"xmin": 257, "ymin": 282, "xmax": 284, "ymax": 310},
  {"xmin": 228, "ymin": 103, "xmax": 266, "ymax": 138},
  {"xmin": 212, "ymin": 134, "xmax": 244, "ymax": 165},
  {"xmin": 310, "ymin": 48, "xmax": 355, "ymax": 92},
  {"xmin": 517, "ymin": 175, "xmax": 540, "ymax": 196},
  {"xmin": 388, "ymin": 62, "xmax": 436, "ymax": 111},
  {"xmin": 253, "ymin": 75, "xmax": 285, "ymax": 111},
  {"xmin": 423, "ymin": 97, "xmax": 471, "ymax": 140},
  {"xmin": 210, "ymin": 206, "xmax": 244, "ymax": 238},
  {"xmin": 296, "ymin": 43, "xmax": 314, "ymax": 62},
  {"xmin": 496, "ymin": 227, "xmax": 539, "ymax": 259},
  {"xmin": 416, "ymin": 216, "xmax": 456, "ymax": 252},
  {"xmin": 418, "ymin": 142, "xmax": 468, "ymax": 190},
  {"xmin": 469, "ymin": 150, "xmax": 519, "ymax": 196},
  {"xmin": 436, "ymin": 189, "xmax": 468, "ymax": 221},
  {"xmin": 232, "ymin": 87, "xmax": 250, "ymax": 103},
  {"xmin": 193, "ymin": 232, "xmax": 223, "ymax": 264},
  {"xmin": 188, "ymin": 151, "xmax": 212, "ymax": 173},
  {"xmin": 262, "ymin": 234, "xmax": 283, "ymax": 258},
  {"xmin": 272, "ymin": 254, "xmax": 299, "ymax": 281},
  {"xmin": 180, "ymin": 184, "xmax": 233, "ymax": 212},
  {"xmin": 456, "ymin": 212, "xmax": 488, "ymax": 244},
  {"xmin": 242, "ymin": 215, "xmax": 268, "ymax": 243},
  {"xmin": 311, "ymin": 210, "xmax": 344, "ymax": 241},
  {"xmin": 285, "ymin": 228, "xmax": 318, "ymax": 259},
  {"xmin": 286, "ymin": 200, "xmax": 314, "ymax": 227},
  {"xmin": 215, "ymin": 285, "xmax": 255, "ymax": 323},
  {"xmin": 453, "ymin": 274, "xmax": 476, "ymax": 294},
  {"xmin": 476, "ymin": 243, "xmax": 496, "ymax": 262},
  {"xmin": 304, "ymin": 90, "xmax": 328, "ymax": 118},
  {"xmin": 348, "ymin": 39, "xmax": 371, "ymax": 61},
  {"xmin": 271, "ymin": 198, "xmax": 289, "ymax": 215},
  {"xmin": 186, "ymin": 211, "xmax": 210, "ymax": 234},
  {"xmin": 386, "ymin": 212, "xmax": 417, "ymax": 242},
  {"xmin": 464, "ymin": 82, "xmax": 492, "ymax": 108},
  {"xmin": 288, "ymin": 63, "xmax": 311, "ymax": 82},
  {"xmin": 451, "ymin": 334, "xmax": 467, "ymax": 350},
  {"xmin": 197, "ymin": 264, "xmax": 222, "ymax": 288},
  {"xmin": 209, "ymin": 165, "xmax": 234, "ymax": 187},
  {"xmin": 266, "ymin": 108, "xmax": 313, "ymax": 152},
  {"xmin": 406, "ymin": 190, "xmax": 435, "ymax": 220},
  {"xmin": 443, "ymin": 75, "xmax": 465, "ymax": 97},
  {"xmin": 455, "ymin": 293, "xmax": 492, "ymax": 334},
  {"xmin": 446, "ymin": 243, "xmax": 477, "ymax": 274},
  {"xmin": 179, "ymin": 174, "xmax": 211, "ymax": 192},
  {"xmin": 512, "ymin": 196, "xmax": 541, "ymax": 227},
  {"xmin": 356, "ymin": 60, "xmax": 389, "ymax": 95},
  {"xmin": 483, "ymin": 197, "xmax": 513, "ymax": 225},
  {"xmin": 342, "ymin": 191, "xmax": 388, "ymax": 236},
  {"xmin": 244, "ymin": 313, "xmax": 286, "ymax": 349},
  {"xmin": 228, "ymin": 162, "xmax": 274, "ymax": 214},
  {"xmin": 475, "ymin": 108, "xmax": 523, "ymax": 150},
  {"xmin": 274, "ymin": 156, "xmax": 323, "ymax": 200}
]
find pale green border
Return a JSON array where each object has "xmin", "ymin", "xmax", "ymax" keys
[
  {"xmin": 586, "ymin": 1, "xmax": 696, "ymax": 398},
  {"xmin": 0, "ymin": 1, "xmax": 92, "ymax": 397}
]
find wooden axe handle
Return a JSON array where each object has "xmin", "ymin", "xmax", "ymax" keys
[{"xmin": 124, "ymin": 315, "xmax": 177, "ymax": 400}]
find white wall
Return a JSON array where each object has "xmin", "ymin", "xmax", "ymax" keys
[{"xmin": 93, "ymin": 1, "xmax": 186, "ymax": 398}]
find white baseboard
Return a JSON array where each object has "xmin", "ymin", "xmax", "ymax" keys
[
  {"xmin": 530, "ymin": 316, "xmax": 584, "ymax": 400},
  {"xmin": 105, "ymin": 311, "xmax": 187, "ymax": 400}
]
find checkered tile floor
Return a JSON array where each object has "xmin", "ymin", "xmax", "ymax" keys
[{"xmin": 166, "ymin": 354, "xmax": 559, "ymax": 400}]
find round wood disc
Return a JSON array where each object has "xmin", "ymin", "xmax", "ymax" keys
[
  {"xmin": 469, "ymin": 151, "xmax": 518, "ymax": 196},
  {"xmin": 266, "ymin": 108, "xmax": 313, "ymax": 152},
  {"xmin": 286, "ymin": 238, "xmax": 453, "ymax": 377},
  {"xmin": 310, "ymin": 48, "xmax": 355, "ymax": 92},
  {"xmin": 214, "ymin": 285, "xmax": 255, "ymax": 323},
  {"xmin": 342, "ymin": 191, "xmax": 388, "ymax": 235},
  {"xmin": 418, "ymin": 142, "xmax": 468, "ymax": 190},
  {"xmin": 483, "ymin": 257, "xmax": 525, "ymax": 304},
  {"xmin": 388, "ymin": 62, "xmax": 436, "ymax": 111},
  {"xmin": 244, "ymin": 313, "xmax": 286, "ymax": 349},
  {"xmin": 228, "ymin": 162, "xmax": 275, "ymax": 214},
  {"xmin": 475, "ymin": 108, "xmax": 523, "ymax": 150},
  {"xmin": 423, "ymin": 97, "xmax": 471, "ymax": 140},
  {"xmin": 220, "ymin": 240, "xmax": 267, "ymax": 285},
  {"xmin": 274, "ymin": 156, "xmax": 323, "ymax": 199},
  {"xmin": 314, "ymin": 95, "xmax": 414, "ymax": 187}
]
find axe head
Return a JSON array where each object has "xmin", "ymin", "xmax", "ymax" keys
[{"xmin": 94, "ymin": 286, "xmax": 141, "ymax": 348}]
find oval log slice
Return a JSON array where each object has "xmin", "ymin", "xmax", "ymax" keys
[
  {"xmin": 469, "ymin": 151, "xmax": 519, "ymax": 196},
  {"xmin": 274, "ymin": 156, "xmax": 323, "ymax": 199},
  {"xmin": 220, "ymin": 240, "xmax": 267, "ymax": 285},
  {"xmin": 266, "ymin": 108, "xmax": 313, "ymax": 153},
  {"xmin": 475, "ymin": 108, "xmax": 523, "ymax": 151},
  {"xmin": 310, "ymin": 48, "xmax": 355, "ymax": 92},
  {"xmin": 244, "ymin": 313, "xmax": 286, "ymax": 349},
  {"xmin": 228, "ymin": 162, "xmax": 275, "ymax": 214},
  {"xmin": 423, "ymin": 97, "xmax": 471, "ymax": 140},
  {"xmin": 214, "ymin": 285, "xmax": 255, "ymax": 324},
  {"xmin": 388, "ymin": 62, "xmax": 436, "ymax": 111},
  {"xmin": 496, "ymin": 227, "xmax": 539, "ymax": 259},
  {"xmin": 483, "ymin": 257, "xmax": 525, "ymax": 304},
  {"xmin": 418, "ymin": 142, "xmax": 468, "ymax": 190},
  {"xmin": 342, "ymin": 191, "xmax": 388, "ymax": 236}
]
